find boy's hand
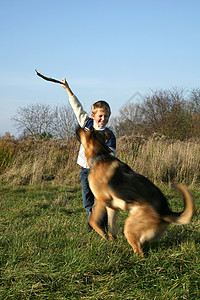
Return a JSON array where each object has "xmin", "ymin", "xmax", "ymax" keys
[
  {"xmin": 60, "ymin": 78, "xmax": 70, "ymax": 89},
  {"xmin": 60, "ymin": 78, "xmax": 74, "ymax": 96}
]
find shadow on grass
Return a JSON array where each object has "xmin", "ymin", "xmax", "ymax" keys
[
  {"xmin": 90, "ymin": 222, "xmax": 199, "ymax": 260},
  {"xmin": 141, "ymin": 223, "xmax": 199, "ymax": 256}
]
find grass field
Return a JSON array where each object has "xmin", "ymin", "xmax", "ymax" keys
[{"xmin": 0, "ymin": 183, "xmax": 199, "ymax": 299}]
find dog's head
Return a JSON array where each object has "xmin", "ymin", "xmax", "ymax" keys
[{"xmin": 76, "ymin": 126, "xmax": 111, "ymax": 165}]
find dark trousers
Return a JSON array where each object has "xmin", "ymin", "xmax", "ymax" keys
[
  {"xmin": 80, "ymin": 167, "xmax": 108, "ymax": 229},
  {"xmin": 80, "ymin": 167, "xmax": 94, "ymax": 218}
]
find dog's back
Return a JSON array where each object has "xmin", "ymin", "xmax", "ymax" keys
[{"xmin": 107, "ymin": 160, "xmax": 172, "ymax": 216}]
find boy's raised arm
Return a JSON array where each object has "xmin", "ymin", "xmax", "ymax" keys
[{"xmin": 60, "ymin": 78, "xmax": 88, "ymax": 127}]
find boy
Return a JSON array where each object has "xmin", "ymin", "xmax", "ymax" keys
[{"xmin": 61, "ymin": 78, "xmax": 116, "ymax": 230}]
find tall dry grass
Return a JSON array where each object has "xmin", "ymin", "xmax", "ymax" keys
[
  {"xmin": 0, "ymin": 135, "xmax": 200, "ymax": 186},
  {"xmin": 0, "ymin": 137, "xmax": 80, "ymax": 185},
  {"xmin": 117, "ymin": 135, "xmax": 200, "ymax": 186}
]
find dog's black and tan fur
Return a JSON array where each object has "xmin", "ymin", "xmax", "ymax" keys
[{"xmin": 76, "ymin": 127, "xmax": 195, "ymax": 256}]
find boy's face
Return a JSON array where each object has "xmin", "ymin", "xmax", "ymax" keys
[{"xmin": 91, "ymin": 109, "xmax": 110, "ymax": 128}]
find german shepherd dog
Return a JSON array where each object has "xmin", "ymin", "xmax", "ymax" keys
[{"xmin": 76, "ymin": 127, "xmax": 195, "ymax": 256}]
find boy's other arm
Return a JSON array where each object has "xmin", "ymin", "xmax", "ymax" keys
[{"xmin": 61, "ymin": 78, "xmax": 88, "ymax": 127}]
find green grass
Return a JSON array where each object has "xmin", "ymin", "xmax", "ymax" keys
[{"xmin": 0, "ymin": 184, "xmax": 199, "ymax": 299}]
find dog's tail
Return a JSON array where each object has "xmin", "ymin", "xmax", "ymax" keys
[{"xmin": 163, "ymin": 184, "xmax": 195, "ymax": 224}]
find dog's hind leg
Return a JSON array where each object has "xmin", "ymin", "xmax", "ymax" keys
[
  {"xmin": 107, "ymin": 207, "xmax": 117, "ymax": 240},
  {"xmin": 89, "ymin": 201, "xmax": 108, "ymax": 239},
  {"xmin": 124, "ymin": 206, "xmax": 164, "ymax": 256},
  {"xmin": 124, "ymin": 216, "xmax": 144, "ymax": 256}
]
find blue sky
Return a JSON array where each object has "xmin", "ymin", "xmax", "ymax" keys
[{"xmin": 1, "ymin": 0, "xmax": 200, "ymax": 136}]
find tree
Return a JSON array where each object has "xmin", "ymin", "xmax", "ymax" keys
[
  {"xmin": 12, "ymin": 104, "xmax": 55, "ymax": 139},
  {"xmin": 110, "ymin": 103, "xmax": 140, "ymax": 136},
  {"xmin": 12, "ymin": 103, "xmax": 77, "ymax": 139},
  {"xmin": 188, "ymin": 88, "xmax": 200, "ymax": 138},
  {"xmin": 52, "ymin": 104, "xmax": 77, "ymax": 139},
  {"xmin": 111, "ymin": 88, "xmax": 198, "ymax": 140},
  {"xmin": 190, "ymin": 88, "xmax": 200, "ymax": 114},
  {"xmin": 139, "ymin": 89, "xmax": 191, "ymax": 139}
]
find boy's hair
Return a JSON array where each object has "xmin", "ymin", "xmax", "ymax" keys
[{"xmin": 92, "ymin": 100, "xmax": 111, "ymax": 116}]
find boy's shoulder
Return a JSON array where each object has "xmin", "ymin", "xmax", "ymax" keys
[{"xmin": 83, "ymin": 118, "xmax": 93, "ymax": 130}]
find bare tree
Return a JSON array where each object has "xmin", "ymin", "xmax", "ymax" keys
[
  {"xmin": 52, "ymin": 104, "xmax": 77, "ymax": 139},
  {"xmin": 188, "ymin": 88, "xmax": 200, "ymax": 138},
  {"xmin": 139, "ymin": 89, "xmax": 176, "ymax": 132},
  {"xmin": 110, "ymin": 102, "xmax": 140, "ymax": 136},
  {"xmin": 111, "ymin": 88, "xmax": 198, "ymax": 140},
  {"xmin": 12, "ymin": 104, "xmax": 55, "ymax": 139},
  {"xmin": 12, "ymin": 103, "xmax": 77, "ymax": 140},
  {"xmin": 190, "ymin": 88, "xmax": 200, "ymax": 115},
  {"xmin": 139, "ymin": 88, "xmax": 191, "ymax": 139}
]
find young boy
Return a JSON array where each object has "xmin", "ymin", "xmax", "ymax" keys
[{"xmin": 61, "ymin": 78, "xmax": 116, "ymax": 229}]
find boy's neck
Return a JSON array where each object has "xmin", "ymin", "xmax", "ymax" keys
[{"xmin": 93, "ymin": 121, "xmax": 106, "ymax": 131}]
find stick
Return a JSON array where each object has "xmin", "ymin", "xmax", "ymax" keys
[{"xmin": 35, "ymin": 69, "xmax": 63, "ymax": 84}]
